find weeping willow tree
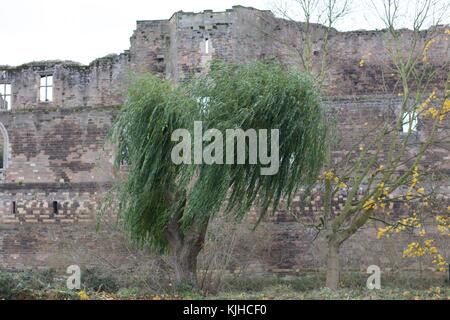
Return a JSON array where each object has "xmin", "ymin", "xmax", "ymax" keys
[{"xmin": 110, "ymin": 60, "xmax": 328, "ymax": 288}]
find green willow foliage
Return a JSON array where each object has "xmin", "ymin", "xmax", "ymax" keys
[{"xmin": 111, "ymin": 60, "xmax": 327, "ymax": 249}]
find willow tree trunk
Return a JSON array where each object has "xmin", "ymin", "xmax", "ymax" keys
[
  {"xmin": 172, "ymin": 232, "xmax": 205, "ymax": 288},
  {"xmin": 165, "ymin": 205, "xmax": 209, "ymax": 289},
  {"xmin": 325, "ymin": 240, "xmax": 340, "ymax": 290}
]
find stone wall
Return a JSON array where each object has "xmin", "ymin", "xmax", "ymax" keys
[
  {"xmin": 0, "ymin": 107, "xmax": 116, "ymax": 184},
  {"xmin": 0, "ymin": 6, "xmax": 448, "ymax": 275},
  {"xmin": 0, "ymin": 182, "xmax": 104, "ymax": 222},
  {"xmin": 0, "ymin": 57, "xmax": 129, "ymax": 109}
]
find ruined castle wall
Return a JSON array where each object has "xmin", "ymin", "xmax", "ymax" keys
[
  {"xmin": 0, "ymin": 107, "xmax": 116, "ymax": 184},
  {"xmin": 0, "ymin": 183, "xmax": 102, "ymax": 223},
  {"xmin": 0, "ymin": 216, "xmax": 127, "ymax": 271},
  {"xmin": 146, "ymin": 6, "xmax": 449, "ymax": 94},
  {"xmin": 129, "ymin": 20, "xmax": 169, "ymax": 75},
  {"xmin": 324, "ymin": 30, "xmax": 449, "ymax": 95},
  {"xmin": 164, "ymin": 10, "xmax": 234, "ymax": 82},
  {"xmin": 0, "ymin": 105, "xmax": 116, "ymax": 230},
  {"xmin": 0, "ymin": 6, "xmax": 448, "ymax": 275},
  {"xmin": 2, "ymin": 6, "xmax": 447, "ymax": 110},
  {"xmin": 0, "ymin": 54, "xmax": 129, "ymax": 110},
  {"xmin": 0, "ymin": 96, "xmax": 447, "ymax": 274}
]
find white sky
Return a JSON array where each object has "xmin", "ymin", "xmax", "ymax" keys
[{"xmin": 0, "ymin": 0, "xmax": 448, "ymax": 66}]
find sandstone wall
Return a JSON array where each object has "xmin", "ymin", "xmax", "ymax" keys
[
  {"xmin": 0, "ymin": 56, "xmax": 129, "ymax": 109},
  {"xmin": 0, "ymin": 107, "xmax": 116, "ymax": 184},
  {"xmin": 0, "ymin": 6, "xmax": 448, "ymax": 275}
]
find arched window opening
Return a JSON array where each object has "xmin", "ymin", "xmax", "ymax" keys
[
  {"xmin": 0, "ymin": 132, "xmax": 4, "ymax": 179},
  {"xmin": 0, "ymin": 122, "xmax": 9, "ymax": 181}
]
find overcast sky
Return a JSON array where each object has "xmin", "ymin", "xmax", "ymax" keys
[{"xmin": 0, "ymin": 0, "xmax": 448, "ymax": 66}]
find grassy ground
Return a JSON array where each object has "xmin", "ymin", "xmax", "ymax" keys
[
  {"xmin": 8, "ymin": 286, "xmax": 449, "ymax": 300},
  {"xmin": 196, "ymin": 286, "xmax": 450, "ymax": 300},
  {"xmin": 1, "ymin": 269, "xmax": 449, "ymax": 300}
]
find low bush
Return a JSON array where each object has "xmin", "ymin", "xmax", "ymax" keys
[{"xmin": 81, "ymin": 268, "xmax": 120, "ymax": 293}]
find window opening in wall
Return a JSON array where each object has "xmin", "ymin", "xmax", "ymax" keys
[
  {"xmin": 402, "ymin": 111, "xmax": 418, "ymax": 133},
  {"xmin": 205, "ymin": 38, "xmax": 209, "ymax": 54},
  {"xmin": 12, "ymin": 201, "xmax": 16, "ymax": 214},
  {"xmin": 0, "ymin": 133, "xmax": 3, "ymax": 171},
  {"xmin": 40, "ymin": 75, "xmax": 53, "ymax": 102},
  {"xmin": 0, "ymin": 125, "xmax": 5, "ymax": 180},
  {"xmin": 53, "ymin": 201, "xmax": 59, "ymax": 214},
  {"xmin": 0, "ymin": 83, "xmax": 12, "ymax": 110}
]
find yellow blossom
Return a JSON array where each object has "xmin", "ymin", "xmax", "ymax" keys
[
  {"xmin": 377, "ymin": 226, "xmax": 393, "ymax": 239},
  {"xmin": 418, "ymin": 90, "xmax": 437, "ymax": 112},
  {"xmin": 324, "ymin": 170, "xmax": 334, "ymax": 181},
  {"xmin": 78, "ymin": 291, "xmax": 90, "ymax": 300},
  {"xmin": 439, "ymin": 99, "xmax": 450, "ymax": 123},
  {"xmin": 339, "ymin": 182, "xmax": 347, "ymax": 189},
  {"xmin": 422, "ymin": 39, "xmax": 436, "ymax": 61},
  {"xmin": 426, "ymin": 107, "xmax": 439, "ymax": 119},
  {"xmin": 406, "ymin": 191, "xmax": 413, "ymax": 200},
  {"xmin": 363, "ymin": 198, "xmax": 377, "ymax": 211}
]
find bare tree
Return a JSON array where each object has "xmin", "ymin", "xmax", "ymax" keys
[
  {"xmin": 283, "ymin": 0, "xmax": 449, "ymax": 289},
  {"xmin": 272, "ymin": 0, "xmax": 351, "ymax": 85}
]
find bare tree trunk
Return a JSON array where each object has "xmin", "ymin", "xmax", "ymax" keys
[
  {"xmin": 325, "ymin": 240, "xmax": 340, "ymax": 290},
  {"xmin": 324, "ymin": 210, "xmax": 370, "ymax": 290}
]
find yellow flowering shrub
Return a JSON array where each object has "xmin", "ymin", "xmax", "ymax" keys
[
  {"xmin": 402, "ymin": 239, "xmax": 446, "ymax": 272},
  {"xmin": 377, "ymin": 208, "xmax": 449, "ymax": 272},
  {"xmin": 376, "ymin": 214, "xmax": 423, "ymax": 240},
  {"xmin": 403, "ymin": 239, "xmax": 437, "ymax": 257}
]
